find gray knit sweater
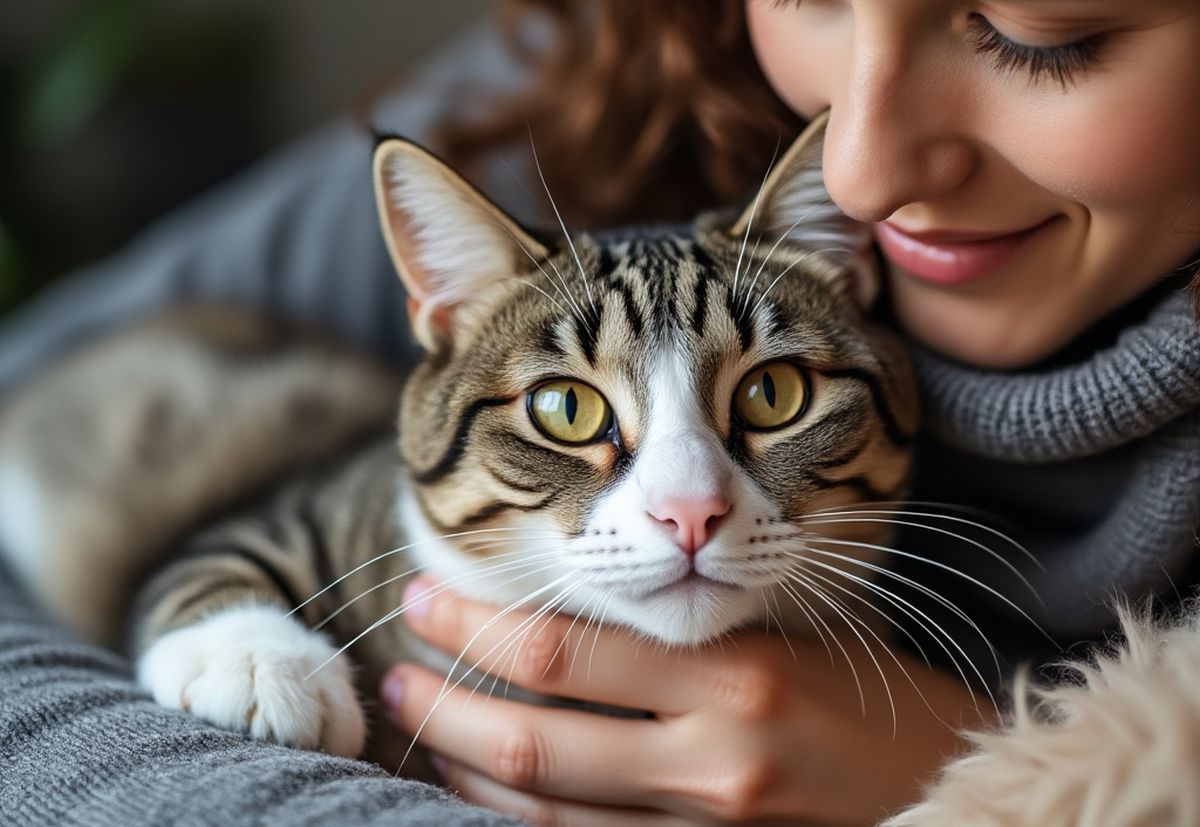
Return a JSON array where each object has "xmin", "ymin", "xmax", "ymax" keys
[{"xmin": 890, "ymin": 282, "xmax": 1200, "ymax": 679}]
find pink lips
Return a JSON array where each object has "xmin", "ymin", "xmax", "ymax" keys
[{"xmin": 874, "ymin": 219, "xmax": 1053, "ymax": 286}]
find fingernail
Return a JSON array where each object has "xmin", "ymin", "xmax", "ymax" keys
[
  {"xmin": 429, "ymin": 753, "xmax": 449, "ymax": 778},
  {"xmin": 402, "ymin": 575, "xmax": 437, "ymax": 622},
  {"xmin": 381, "ymin": 671, "xmax": 406, "ymax": 711}
]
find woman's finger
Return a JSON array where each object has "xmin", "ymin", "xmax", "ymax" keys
[
  {"xmin": 436, "ymin": 756, "xmax": 692, "ymax": 827},
  {"xmin": 385, "ymin": 663, "xmax": 678, "ymax": 806},
  {"xmin": 399, "ymin": 575, "xmax": 719, "ymax": 713}
]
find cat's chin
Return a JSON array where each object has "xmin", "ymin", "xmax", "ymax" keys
[{"xmin": 590, "ymin": 577, "xmax": 764, "ymax": 647}]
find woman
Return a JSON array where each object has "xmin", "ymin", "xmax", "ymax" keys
[
  {"xmin": 377, "ymin": 1, "xmax": 1200, "ymax": 824},
  {"xmin": 1, "ymin": 1, "xmax": 1197, "ymax": 825}
]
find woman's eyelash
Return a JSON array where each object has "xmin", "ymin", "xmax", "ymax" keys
[{"xmin": 967, "ymin": 13, "xmax": 1105, "ymax": 89}]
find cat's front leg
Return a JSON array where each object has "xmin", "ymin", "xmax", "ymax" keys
[{"xmin": 131, "ymin": 493, "xmax": 368, "ymax": 757}]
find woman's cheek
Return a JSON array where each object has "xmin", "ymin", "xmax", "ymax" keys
[
  {"xmin": 1000, "ymin": 41, "xmax": 1200, "ymax": 209},
  {"xmin": 745, "ymin": 4, "xmax": 837, "ymax": 118}
]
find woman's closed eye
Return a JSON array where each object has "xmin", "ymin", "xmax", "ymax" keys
[{"xmin": 967, "ymin": 13, "xmax": 1108, "ymax": 88}]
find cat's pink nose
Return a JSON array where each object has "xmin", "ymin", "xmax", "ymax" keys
[{"xmin": 648, "ymin": 496, "xmax": 731, "ymax": 555}]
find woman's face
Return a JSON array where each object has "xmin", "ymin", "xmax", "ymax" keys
[{"xmin": 746, "ymin": 0, "xmax": 1200, "ymax": 367}]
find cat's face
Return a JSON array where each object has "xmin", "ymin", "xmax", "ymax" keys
[{"xmin": 375, "ymin": 115, "xmax": 917, "ymax": 645}]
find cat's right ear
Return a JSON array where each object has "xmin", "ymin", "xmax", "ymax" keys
[{"xmin": 373, "ymin": 138, "xmax": 548, "ymax": 351}]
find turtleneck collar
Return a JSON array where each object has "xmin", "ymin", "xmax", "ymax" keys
[
  {"xmin": 911, "ymin": 286, "xmax": 1200, "ymax": 463},
  {"xmin": 901, "ymin": 283, "xmax": 1200, "ymax": 637}
]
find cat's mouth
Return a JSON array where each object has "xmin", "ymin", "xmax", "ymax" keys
[{"xmin": 646, "ymin": 571, "xmax": 740, "ymax": 598}]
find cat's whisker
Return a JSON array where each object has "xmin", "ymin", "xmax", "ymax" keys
[
  {"xmin": 776, "ymin": 579, "xmax": 866, "ymax": 715},
  {"xmin": 795, "ymin": 543, "xmax": 1004, "ymax": 681},
  {"xmin": 469, "ymin": 582, "xmax": 572, "ymax": 709},
  {"xmin": 773, "ymin": 580, "xmax": 829, "ymax": 660},
  {"xmin": 311, "ymin": 545, "xmax": 563, "ymax": 632},
  {"xmin": 788, "ymin": 571, "xmax": 899, "ymax": 735},
  {"xmin": 791, "ymin": 562, "xmax": 933, "ymax": 670},
  {"xmin": 401, "ymin": 584, "xmax": 582, "ymax": 771},
  {"xmin": 527, "ymin": 127, "xmax": 598, "ymax": 318},
  {"xmin": 761, "ymin": 589, "xmax": 800, "ymax": 663},
  {"xmin": 750, "ymin": 246, "xmax": 854, "ymax": 317},
  {"xmin": 796, "ymin": 508, "xmax": 1044, "ymax": 572},
  {"xmin": 732, "ymin": 137, "xmax": 781, "ymax": 303},
  {"xmin": 785, "ymin": 562, "xmax": 980, "ymax": 727},
  {"xmin": 791, "ymin": 552, "xmax": 999, "ymax": 714},
  {"xmin": 586, "ymin": 592, "xmax": 615, "ymax": 683},
  {"xmin": 805, "ymin": 535, "xmax": 1055, "ymax": 645},
  {"xmin": 800, "ymin": 515, "xmax": 1041, "ymax": 604},
  {"xmin": 399, "ymin": 578, "xmax": 580, "ymax": 769},
  {"xmin": 514, "ymin": 278, "xmax": 572, "ymax": 319},
  {"xmin": 310, "ymin": 561, "xmax": 569, "ymax": 679},
  {"xmin": 289, "ymin": 527, "xmax": 559, "ymax": 617},
  {"xmin": 807, "ymin": 499, "xmax": 1001, "ymax": 522},
  {"xmin": 496, "ymin": 216, "xmax": 586, "ymax": 326},
  {"xmin": 739, "ymin": 205, "xmax": 826, "ymax": 311},
  {"xmin": 496, "ymin": 586, "xmax": 581, "ymax": 704},
  {"xmin": 567, "ymin": 589, "xmax": 607, "ymax": 684},
  {"xmin": 546, "ymin": 587, "xmax": 599, "ymax": 687}
]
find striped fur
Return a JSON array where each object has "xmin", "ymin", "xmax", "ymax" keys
[{"xmin": 0, "ymin": 115, "xmax": 918, "ymax": 765}]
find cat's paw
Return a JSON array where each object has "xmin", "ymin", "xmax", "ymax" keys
[{"xmin": 137, "ymin": 604, "xmax": 366, "ymax": 757}]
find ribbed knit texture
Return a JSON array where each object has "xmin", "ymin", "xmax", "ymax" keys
[
  {"xmin": 910, "ymin": 289, "xmax": 1200, "ymax": 637},
  {"xmin": 0, "ymin": 563, "xmax": 522, "ymax": 827}
]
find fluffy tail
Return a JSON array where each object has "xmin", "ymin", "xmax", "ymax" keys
[
  {"xmin": 0, "ymin": 307, "xmax": 401, "ymax": 645},
  {"xmin": 886, "ymin": 600, "xmax": 1200, "ymax": 827}
]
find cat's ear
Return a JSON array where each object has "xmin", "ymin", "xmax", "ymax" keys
[
  {"xmin": 373, "ymin": 137, "xmax": 548, "ymax": 351},
  {"xmin": 729, "ymin": 111, "xmax": 879, "ymax": 309}
]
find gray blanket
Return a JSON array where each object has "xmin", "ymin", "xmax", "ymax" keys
[{"xmin": 0, "ymin": 563, "xmax": 522, "ymax": 826}]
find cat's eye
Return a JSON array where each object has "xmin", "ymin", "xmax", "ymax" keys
[
  {"xmin": 733, "ymin": 361, "xmax": 809, "ymax": 431},
  {"xmin": 528, "ymin": 380, "xmax": 613, "ymax": 444}
]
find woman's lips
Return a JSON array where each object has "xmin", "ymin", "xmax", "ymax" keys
[{"xmin": 874, "ymin": 219, "xmax": 1054, "ymax": 286}]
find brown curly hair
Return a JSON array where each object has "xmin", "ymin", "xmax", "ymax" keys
[
  {"xmin": 433, "ymin": 0, "xmax": 1200, "ymax": 315},
  {"xmin": 434, "ymin": 0, "xmax": 803, "ymax": 227}
]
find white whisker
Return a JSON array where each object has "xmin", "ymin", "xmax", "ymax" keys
[
  {"xmin": 789, "ymin": 571, "xmax": 898, "ymax": 735},
  {"xmin": 309, "ymin": 560, "xmax": 567, "ymax": 679},
  {"xmin": 312, "ymin": 545, "xmax": 562, "ymax": 632},
  {"xmin": 399, "ymin": 578, "xmax": 579, "ymax": 768},
  {"xmin": 806, "ymin": 535, "xmax": 1054, "ymax": 645},
  {"xmin": 797, "ymin": 507, "xmax": 1044, "ymax": 572},
  {"xmin": 777, "ymin": 579, "xmax": 866, "ymax": 715},
  {"xmin": 788, "ymin": 563, "xmax": 977, "ymax": 726},
  {"xmin": 797, "ymin": 543, "xmax": 1004, "ymax": 680},
  {"xmin": 793, "ymin": 552, "xmax": 999, "ymax": 714},
  {"xmin": 750, "ymin": 246, "xmax": 854, "ymax": 317},
  {"xmin": 732, "ymin": 138, "xmax": 781, "ymax": 302},
  {"xmin": 289, "ymin": 527, "xmax": 558, "ymax": 617},
  {"xmin": 527, "ymin": 127, "xmax": 596, "ymax": 316}
]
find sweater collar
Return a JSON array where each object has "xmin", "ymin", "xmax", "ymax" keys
[{"xmin": 909, "ymin": 284, "xmax": 1200, "ymax": 463}]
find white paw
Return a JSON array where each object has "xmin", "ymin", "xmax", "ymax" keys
[{"xmin": 137, "ymin": 604, "xmax": 366, "ymax": 757}]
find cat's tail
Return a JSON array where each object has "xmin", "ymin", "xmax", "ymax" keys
[{"xmin": 0, "ymin": 307, "xmax": 402, "ymax": 646}]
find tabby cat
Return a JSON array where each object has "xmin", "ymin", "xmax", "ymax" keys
[{"xmin": 0, "ymin": 113, "xmax": 917, "ymax": 767}]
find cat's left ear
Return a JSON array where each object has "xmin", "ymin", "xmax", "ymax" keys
[
  {"xmin": 729, "ymin": 111, "xmax": 880, "ymax": 309},
  {"xmin": 373, "ymin": 137, "xmax": 548, "ymax": 351}
]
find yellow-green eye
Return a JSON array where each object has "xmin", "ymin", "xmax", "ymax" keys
[
  {"xmin": 733, "ymin": 361, "xmax": 809, "ymax": 431},
  {"xmin": 528, "ymin": 380, "xmax": 612, "ymax": 444}
]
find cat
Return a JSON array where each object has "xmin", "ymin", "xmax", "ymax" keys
[{"xmin": 0, "ymin": 112, "xmax": 919, "ymax": 768}]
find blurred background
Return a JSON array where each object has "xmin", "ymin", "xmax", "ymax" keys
[{"xmin": 0, "ymin": 0, "xmax": 494, "ymax": 320}]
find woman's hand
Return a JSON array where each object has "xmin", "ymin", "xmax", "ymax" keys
[{"xmin": 381, "ymin": 576, "xmax": 991, "ymax": 826}]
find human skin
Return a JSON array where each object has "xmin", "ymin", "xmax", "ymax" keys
[{"xmin": 383, "ymin": 1, "xmax": 1200, "ymax": 824}]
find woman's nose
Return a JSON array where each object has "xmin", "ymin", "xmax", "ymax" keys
[{"xmin": 820, "ymin": 20, "xmax": 979, "ymax": 223}]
